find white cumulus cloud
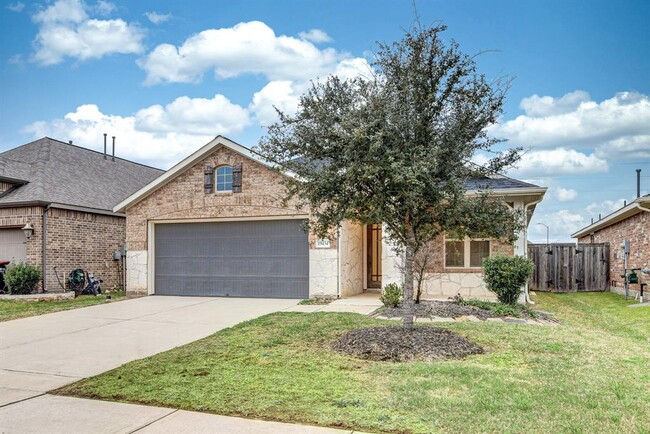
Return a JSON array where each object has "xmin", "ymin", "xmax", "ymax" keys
[
  {"xmin": 138, "ymin": 20, "xmax": 367, "ymax": 85},
  {"xmin": 298, "ymin": 29, "xmax": 332, "ymax": 43},
  {"xmin": 530, "ymin": 210, "xmax": 588, "ymax": 243},
  {"xmin": 493, "ymin": 91, "xmax": 650, "ymax": 159},
  {"xmin": 145, "ymin": 11, "xmax": 170, "ymax": 25},
  {"xmin": 32, "ymin": 0, "xmax": 144, "ymax": 65},
  {"xmin": 585, "ymin": 199, "xmax": 626, "ymax": 217},
  {"xmin": 134, "ymin": 94, "xmax": 250, "ymax": 135},
  {"xmin": 22, "ymin": 100, "xmax": 250, "ymax": 168},
  {"xmin": 555, "ymin": 187, "xmax": 578, "ymax": 202},
  {"xmin": 509, "ymin": 148, "xmax": 609, "ymax": 177}
]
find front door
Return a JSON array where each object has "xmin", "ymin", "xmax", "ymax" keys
[{"xmin": 366, "ymin": 224, "xmax": 382, "ymax": 289}]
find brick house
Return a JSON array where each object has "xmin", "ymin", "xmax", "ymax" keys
[
  {"xmin": 115, "ymin": 136, "xmax": 546, "ymax": 300},
  {"xmin": 572, "ymin": 194, "xmax": 650, "ymax": 291},
  {"xmin": 0, "ymin": 137, "xmax": 163, "ymax": 291}
]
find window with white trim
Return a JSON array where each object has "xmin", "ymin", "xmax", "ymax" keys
[
  {"xmin": 445, "ymin": 238, "xmax": 491, "ymax": 268},
  {"xmin": 216, "ymin": 165, "xmax": 233, "ymax": 192}
]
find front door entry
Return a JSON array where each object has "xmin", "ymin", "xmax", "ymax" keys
[{"xmin": 366, "ymin": 224, "xmax": 383, "ymax": 289}]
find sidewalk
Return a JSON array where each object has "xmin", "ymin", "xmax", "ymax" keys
[
  {"xmin": 0, "ymin": 394, "xmax": 369, "ymax": 434},
  {"xmin": 284, "ymin": 291, "xmax": 383, "ymax": 315}
]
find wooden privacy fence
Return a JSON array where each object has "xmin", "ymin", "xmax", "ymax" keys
[{"xmin": 528, "ymin": 243, "xmax": 610, "ymax": 292}]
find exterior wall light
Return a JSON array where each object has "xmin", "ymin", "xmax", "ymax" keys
[{"xmin": 22, "ymin": 223, "xmax": 34, "ymax": 239}]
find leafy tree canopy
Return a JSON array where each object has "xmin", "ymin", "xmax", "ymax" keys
[{"xmin": 258, "ymin": 24, "xmax": 526, "ymax": 323}]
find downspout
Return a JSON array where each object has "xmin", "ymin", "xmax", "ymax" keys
[
  {"xmin": 523, "ymin": 197, "xmax": 544, "ymax": 304},
  {"xmin": 42, "ymin": 204, "xmax": 51, "ymax": 292}
]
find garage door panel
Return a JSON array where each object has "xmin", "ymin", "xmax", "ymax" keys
[{"xmin": 154, "ymin": 220, "xmax": 309, "ymax": 298}]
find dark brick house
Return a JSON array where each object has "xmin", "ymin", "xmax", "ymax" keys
[
  {"xmin": 572, "ymin": 194, "xmax": 650, "ymax": 290},
  {"xmin": 0, "ymin": 137, "xmax": 163, "ymax": 291}
]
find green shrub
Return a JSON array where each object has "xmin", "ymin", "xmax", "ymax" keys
[
  {"xmin": 380, "ymin": 283, "xmax": 403, "ymax": 308},
  {"xmin": 482, "ymin": 255, "xmax": 534, "ymax": 305},
  {"xmin": 5, "ymin": 262, "xmax": 41, "ymax": 295}
]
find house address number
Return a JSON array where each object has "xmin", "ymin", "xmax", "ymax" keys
[{"xmin": 315, "ymin": 239, "xmax": 331, "ymax": 248}]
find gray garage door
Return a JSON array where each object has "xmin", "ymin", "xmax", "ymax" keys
[
  {"xmin": 0, "ymin": 228, "xmax": 26, "ymax": 263},
  {"xmin": 154, "ymin": 219, "xmax": 309, "ymax": 298}
]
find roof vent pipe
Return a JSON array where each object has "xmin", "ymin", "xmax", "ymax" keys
[
  {"xmin": 637, "ymin": 169, "xmax": 642, "ymax": 198},
  {"xmin": 112, "ymin": 136, "xmax": 115, "ymax": 162},
  {"xmin": 103, "ymin": 133, "xmax": 107, "ymax": 160},
  {"xmin": 68, "ymin": 140, "xmax": 72, "ymax": 145}
]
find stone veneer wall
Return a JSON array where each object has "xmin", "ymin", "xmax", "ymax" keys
[
  {"xmin": 578, "ymin": 210, "xmax": 649, "ymax": 288},
  {"xmin": 124, "ymin": 145, "xmax": 336, "ymax": 296},
  {"xmin": 419, "ymin": 236, "xmax": 514, "ymax": 300},
  {"xmin": 339, "ymin": 221, "xmax": 364, "ymax": 297},
  {"xmin": 0, "ymin": 206, "xmax": 125, "ymax": 291}
]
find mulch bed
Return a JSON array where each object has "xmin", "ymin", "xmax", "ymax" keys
[
  {"xmin": 380, "ymin": 300, "xmax": 535, "ymax": 320},
  {"xmin": 332, "ymin": 326, "xmax": 484, "ymax": 362}
]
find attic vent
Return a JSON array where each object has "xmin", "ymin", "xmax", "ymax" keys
[
  {"xmin": 204, "ymin": 165, "xmax": 214, "ymax": 194},
  {"xmin": 232, "ymin": 163, "xmax": 242, "ymax": 193}
]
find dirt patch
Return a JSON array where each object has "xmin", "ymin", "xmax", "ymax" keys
[
  {"xmin": 379, "ymin": 300, "xmax": 535, "ymax": 320},
  {"xmin": 333, "ymin": 326, "xmax": 484, "ymax": 362}
]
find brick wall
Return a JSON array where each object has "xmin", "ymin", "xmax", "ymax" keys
[
  {"xmin": 0, "ymin": 206, "xmax": 124, "ymax": 291},
  {"xmin": 44, "ymin": 208, "xmax": 125, "ymax": 291},
  {"xmin": 578, "ymin": 211, "xmax": 650, "ymax": 287},
  {"xmin": 125, "ymin": 146, "xmax": 322, "ymax": 250}
]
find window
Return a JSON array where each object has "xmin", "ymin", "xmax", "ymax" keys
[
  {"xmin": 445, "ymin": 241, "xmax": 465, "ymax": 267},
  {"xmin": 216, "ymin": 166, "xmax": 233, "ymax": 192},
  {"xmin": 445, "ymin": 238, "xmax": 491, "ymax": 268},
  {"xmin": 470, "ymin": 240, "xmax": 490, "ymax": 267}
]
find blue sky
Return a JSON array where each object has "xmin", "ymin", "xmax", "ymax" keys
[{"xmin": 1, "ymin": 0, "xmax": 649, "ymax": 242}]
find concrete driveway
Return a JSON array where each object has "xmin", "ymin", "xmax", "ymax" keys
[{"xmin": 0, "ymin": 296, "xmax": 298, "ymax": 407}]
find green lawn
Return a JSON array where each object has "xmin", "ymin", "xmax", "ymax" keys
[
  {"xmin": 0, "ymin": 291, "xmax": 126, "ymax": 322},
  {"xmin": 55, "ymin": 292, "xmax": 650, "ymax": 433}
]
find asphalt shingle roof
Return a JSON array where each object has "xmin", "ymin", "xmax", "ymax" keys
[
  {"xmin": 463, "ymin": 176, "xmax": 541, "ymax": 190},
  {"xmin": 0, "ymin": 137, "xmax": 164, "ymax": 211}
]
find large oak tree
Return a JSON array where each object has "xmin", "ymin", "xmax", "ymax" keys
[{"xmin": 258, "ymin": 25, "xmax": 525, "ymax": 326}]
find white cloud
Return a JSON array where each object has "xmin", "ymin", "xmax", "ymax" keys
[
  {"xmin": 298, "ymin": 29, "xmax": 332, "ymax": 43},
  {"xmin": 94, "ymin": 0, "xmax": 115, "ymax": 15},
  {"xmin": 531, "ymin": 210, "xmax": 587, "ymax": 243},
  {"xmin": 585, "ymin": 199, "xmax": 626, "ymax": 217},
  {"xmin": 509, "ymin": 148, "xmax": 609, "ymax": 176},
  {"xmin": 249, "ymin": 81, "xmax": 304, "ymax": 126},
  {"xmin": 555, "ymin": 187, "xmax": 578, "ymax": 202},
  {"xmin": 22, "ymin": 101, "xmax": 249, "ymax": 168},
  {"xmin": 493, "ymin": 91, "xmax": 650, "ymax": 159},
  {"xmin": 145, "ymin": 11, "xmax": 170, "ymax": 25},
  {"xmin": 519, "ymin": 90, "xmax": 590, "ymax": 118},
  {"xmin": 138, "ymin": 20, "xmax": 367, "ymax": 85},
  {"xmin": 32, "ymin": 0, "xmax": 144, "ymax": 65},
  {"xmin": 595, "ymin": 134, "xmax": 650, "ymax": 160},
  {"xmin": 134, "ymin": 94, "xmax": 250, "ymax": 135},
  {"xmin": 7, "ymin": 2, "xmax": 25, "ymax": 12}
]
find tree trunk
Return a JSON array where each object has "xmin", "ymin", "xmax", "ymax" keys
[{"xmin": 402, "ymin": 240, "xmax": 416, "ymax": 328}]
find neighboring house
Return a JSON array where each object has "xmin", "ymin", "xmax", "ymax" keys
[
  {"xmin": 0, "ymin": 137, "xmax": 164, "ymax": 291},
  {"xmin": 572, "ymin": 194, "xmax": 649, "ymax": 289},
  {"xmin": 115, "ymin": 136, "xmax": 546, "ymax": 300}
]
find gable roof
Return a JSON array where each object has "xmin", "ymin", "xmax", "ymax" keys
[
  {"xmin": 572, "ymin": 194, "xmax": 650, "ymax": 239},
  {"xmin": 113, "ymin": 136, "xmax": 282, "ymax": 213},
  {"xmin": 115, "ymin": 135, "xmax": 546, "ymax": 213},
  {"xmin": 0, "ymin": 137, "xmax": 164, "ymax": 213}
]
